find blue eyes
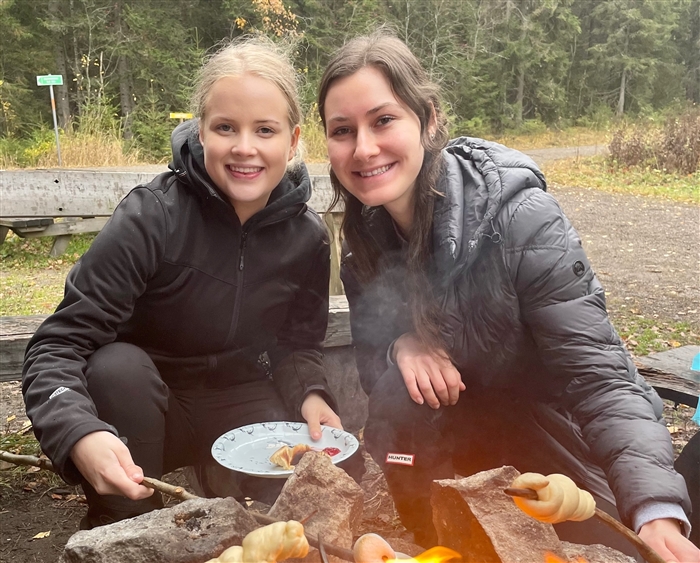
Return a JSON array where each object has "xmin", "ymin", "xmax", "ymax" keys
[{"xmin": 215, "ymin": 124, "xmax": 276, "ymax": 135}]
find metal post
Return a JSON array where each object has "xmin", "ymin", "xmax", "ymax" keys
[{"xmin": 49, "ymin": 84, "xmax": 62, "ymax": 166}]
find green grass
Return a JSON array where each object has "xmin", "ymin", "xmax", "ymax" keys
[
  {"xmin": 611, "ymin": 316, "xmax": 699, "ymax": 356},
  {"xmin": 543, "ymin": 156, "xmax": 699, "ymax": 203},
  {"xmin": 0, "ymin": 234, "xmax": 94, "ymax": 315}
]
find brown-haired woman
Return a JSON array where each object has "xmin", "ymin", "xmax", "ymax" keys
[{"xmin": 318, "ymin": 30, "xmax": 698, "ymax": 561}]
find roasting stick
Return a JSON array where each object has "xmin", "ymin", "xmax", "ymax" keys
[
  {"xmin": 504, "ymin": 485, "xmax": 666, "ymax": 563},
  {"xmin": 0, "ymin": 449, "xmax": 356, "ymax": 562}
]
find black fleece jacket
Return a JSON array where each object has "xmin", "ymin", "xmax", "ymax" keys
[{"xmin": 23, "ymin": 120, "xmax": 335, "ymax": 483}]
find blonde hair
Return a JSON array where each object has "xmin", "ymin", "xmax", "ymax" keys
[{"xmin": 191, "ymin": 36, "xmax": 302, "ymax": 131}]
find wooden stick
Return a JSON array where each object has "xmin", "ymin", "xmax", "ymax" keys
[
  {"xmin": 0, "ymin": 449, "xmax": 356, "ymax": 561},
  {"xmin": 0, "ymin": 449, "xmax": 55, "ymax": 471},
  {"xmin": 504, "ymin": 487, "xmax": 666, "ymax": 563},
  {"xmin": 141, "ymin": 476, "xmax": 198, "ymax": 501}
]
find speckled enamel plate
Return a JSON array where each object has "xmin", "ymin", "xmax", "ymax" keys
[{"xmin": 211, "ymin": 421, "xmax": 359, "ymax": 478}]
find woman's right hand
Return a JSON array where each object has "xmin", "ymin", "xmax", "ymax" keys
[
  {"xmin": 70, "ymin": 431, "xmax": 154, "ymax": 500},
  {"xmin": 393, "ymin": 332, "xmax": 465, "ymax": 409}
]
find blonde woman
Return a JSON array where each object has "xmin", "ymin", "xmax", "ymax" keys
[{"xmin": 23, "ymin": 37, "xmax": 349, "ymax": 528}]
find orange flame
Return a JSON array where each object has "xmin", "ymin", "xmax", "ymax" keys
[
  {"xmin": 544, "ymin": 553, "xmax": 588, "ymax": 563},
  {"xmin": 387, "ymin": 546, "xmax": 463, "ymax": 563}
]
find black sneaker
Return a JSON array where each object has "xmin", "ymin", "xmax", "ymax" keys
[{"xmin": 79, "ymin": 513, "xmax": 118, "ymax": 530}]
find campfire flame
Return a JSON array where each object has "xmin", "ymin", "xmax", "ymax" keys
[
  {"xmin": 544, "ymin": 553, "xmax": 587, "ymax": 563},
  {"xmin": 387, "ymin": 546, "xmax": 462, "ymax": 563}
]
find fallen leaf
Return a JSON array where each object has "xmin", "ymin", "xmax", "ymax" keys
[
  {"xmin": 667, "ymin": 425, "xmax": 680, "ymax": 434},
  {"xmin": 6, "ymin": 414, "xmax": 16, "ymax": 423},
  {"xmin": 669, "ymin": 341, "xmax": 681, "ymax": 348},
  {"xmin": 26, "ymin": 466, "xmax": 41, "ymax": 473},
  {"xmin": 32, "ymin": 531, "xmax": 51, "ymax": 539},
  {"xmin": 51, "ymin": 494, "xmax": 63, "ymax": 500}
]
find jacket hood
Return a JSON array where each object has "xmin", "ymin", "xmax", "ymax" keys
[
  {"xmin": 432, "ymin": 137, "xmax": 546, "ymax": 279},
  {"xmin": 168, "ymin": 119, "xmax": 311, "ymax": 223}
]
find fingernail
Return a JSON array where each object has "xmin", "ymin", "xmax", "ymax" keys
[{"xmin": 131, "ymin": 472, "xmax": 143, "ymax": 480}]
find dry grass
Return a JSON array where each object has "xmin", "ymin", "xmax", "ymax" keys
[
  {"xmin": 492, "ymin": 126, "xmax": 611, "ymax": 150},
  {"xmin": 36, "ymin": 131, "xmax": 148, "ymax": 169}
]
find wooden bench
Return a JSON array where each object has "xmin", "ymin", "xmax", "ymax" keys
[
  {"xmin": 0, "ymin": 296, "xmax": 370, "ymax": 433},
  {"xmin": 3, "ymin": 311, "xmax": 697, "ymax": 407},
  {"xmin": 634, "ymin": 346, "xmax": 700, "ymax": 408},
  {"xmin": 0, "ymin": 169, "xmax": 344, "ymax": 295},
  {"xmin": 0, "ymin": 296, "xmax": 351, "ymax": 383}
]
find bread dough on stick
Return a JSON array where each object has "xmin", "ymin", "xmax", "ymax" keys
[
  {"xmin": 205, "ymin": 520, "xmax": 309, "ymax": 563},
  {"xmin": 510, "ymin": 472, "xmax": 596, "ymax": 523}
]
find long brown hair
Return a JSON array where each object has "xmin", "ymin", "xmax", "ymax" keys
[{"xmin": 318, "ymin": 30, "xmax": 450, "ymax": 354}]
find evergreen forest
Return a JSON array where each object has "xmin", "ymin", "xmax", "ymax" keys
[{"xmin": 1, "ymin": 0, "xmax": 699, "ymax": 161}]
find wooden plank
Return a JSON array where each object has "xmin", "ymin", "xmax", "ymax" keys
[
  {"xmin": 0, "ymin": 316, "xmax": 47, "ymax": 383},
  {"xmin": 19, "ymin": 217, "xmax": 110, "ymax": 238},
  {"xmin": 0, "ymin": 298, "xmax": 351, "ymax": 382},
  {"xmin": 0, "ymin": 170, "xmax": 336, "ymax": 217},
  {"xmin": 635, "ymin": 345, "xmax": 700, "ymax": 407},
  {"xmin": 324, "ymin": 295, "xmax": 351, "ymax": 348},
  {"xmin": 0, "ymin": 218, "xmax": 54, "ymax": 229}
]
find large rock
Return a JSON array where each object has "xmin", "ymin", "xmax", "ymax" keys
[
  {"xmin": 431, "ymin": 466, "xmax": 566, "ymax": 563},
  {"xmin": 268, "ymin": 451, "xmax": 364, "ymax": 562},
  {"xmin": 59, "ymin": 497, "xmax": 259, "ymax": 563},
  {"xmin": 561, "ymin": 541, "xmax": 635, "ymax": 563}
]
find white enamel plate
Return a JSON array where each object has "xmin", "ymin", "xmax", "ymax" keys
[{"xmin": 211, "ymin": 421, "xmax": 359, "ymax": 478}]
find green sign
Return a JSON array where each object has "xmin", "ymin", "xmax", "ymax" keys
[{"xmin": 36, "ymin": 74, "xmax": 63, "ymax": 86}]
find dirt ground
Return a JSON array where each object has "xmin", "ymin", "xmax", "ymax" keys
[{"xmin": 1, "ymin": 153, "xmax": 698, "ymax": 562}]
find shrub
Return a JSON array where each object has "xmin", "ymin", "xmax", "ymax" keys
[{"xmin": 609, "ymin": 107, "xmax": 700, "ymax": 174}]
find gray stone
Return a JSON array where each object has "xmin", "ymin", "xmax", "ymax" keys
[
  {"xmin": 431, "ymin": 466, "xmax": 565, "ymax": 563},
  {"xmin": 323, "ymin": 346, "xmax": 368, "ymax": 433},
  {"xmin": 268, "ymin": 451, "xmax": 364, "ymax": 563},
  {"xmin": 59, "ymin": 497, "xmax": 259, "ymax": 563},
  {"xmin": 560, "ymin": 541, "xmax": 636, "ymax": 563}
]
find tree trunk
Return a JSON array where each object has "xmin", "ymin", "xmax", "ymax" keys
[
  {"xmin": 118, "ymin": 55, "xmax": 134, "ymax": 140},
  {"xmin": 616, "ymin": 66, "xmax": 627, "ymax": 117},
  {"xmin": 53, "ymin": 44, "xmax": 72, "ymax": 129},
  {"xmin": 113, "ymin": 0, "xmax": 134, "ymax": 139},
  {"xmin": 515, "ymin": 66, "xmax": 525, "ymax": 126},
  {"xmin": 48, "ymin": 0, "xmax": 71, "ymax": 129}
]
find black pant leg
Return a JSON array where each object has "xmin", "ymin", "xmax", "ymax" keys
[
  {"xmin": 364, "ymin": 366, "xmax": 454, "ymax": 547},
  {"xmin": 675, "ymin": 430, "xmax": 699, "ymax": 547},
  {"xmin": 82, "ymin": 342, "xmax": 172, "ymax": 524}
]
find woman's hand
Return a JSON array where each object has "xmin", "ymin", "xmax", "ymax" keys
[
  {"xmin": 70, "ymin": 431, "xmax": 154, "ymax": 500},
  {"xmin": 300, "ymin": 392, "xmax": 343, "ymax": 440},
  {"xmin": 393, "ymin": 332, "xmax": 465, "ymax": 409},
  {"xmin": 638, "ymin": 518, "xmax": 700, "ymax": 563}
]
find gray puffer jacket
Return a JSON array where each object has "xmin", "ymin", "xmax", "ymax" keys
[{"xmin": 342, "ymin": 137, "xmax": 690, "ymax": 526}]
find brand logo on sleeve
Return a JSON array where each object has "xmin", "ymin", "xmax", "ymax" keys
[
  {"xmin": 49, "ymin": 386, "xmax": 70, "ymax": 400},
  {"xmin": 386, "ymin": 453, "xmax": 415, "ymax": 466}
]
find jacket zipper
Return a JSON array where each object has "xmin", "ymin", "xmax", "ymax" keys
[
  {"xmin": 228, "ymin": 229, "xmax": 249, "ymax": 345},
  {"xmin": 238, "ymin": 231, "xmax": 248, "ymax": 270}
]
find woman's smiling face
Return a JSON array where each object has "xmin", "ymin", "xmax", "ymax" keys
[
  {"xmin": 323, "ymin": 66, "xmax": 426, "ymax": 227},
  {"xmin": 198, "ymin": 73, "xmax": 299, "ymax": 224}
]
